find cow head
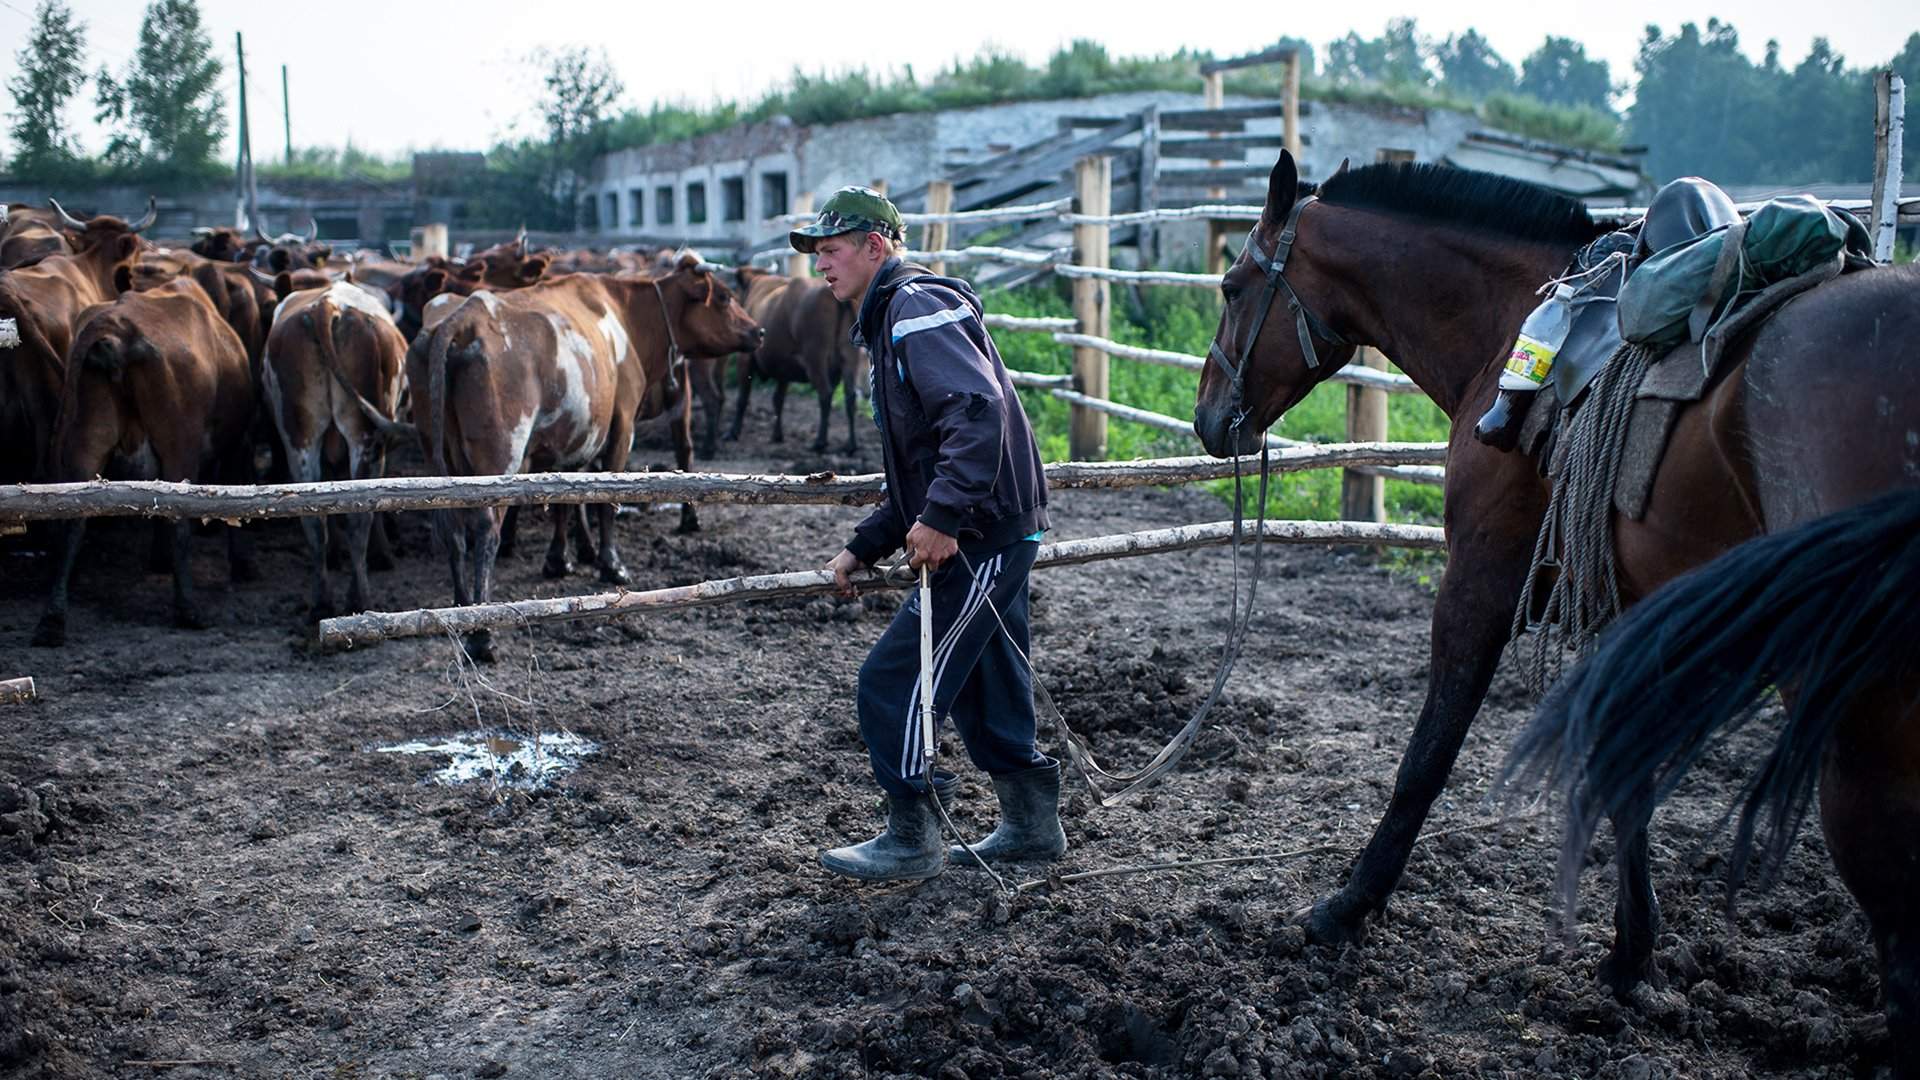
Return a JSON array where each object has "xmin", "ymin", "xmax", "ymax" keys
[
  {"xmin": 189, "ymin": 226, "xmax": 262, "ymax": 263},
  {"xmin": 652, "ymin": 253, "xmax": 764, "ymax": 358},
  {"xmin": 49, "ymin": 196, "xmax": 157, "ymax": 265}
]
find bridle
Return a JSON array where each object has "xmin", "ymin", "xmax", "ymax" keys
[{"xmin": 1206, "ymin": 194, "xmax": 1353, "ymax": 427}]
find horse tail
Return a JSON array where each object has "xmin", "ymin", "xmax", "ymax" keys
[{"xmin": 1500, "ymin": 487, "xmax": 1920, "ymax": 913}]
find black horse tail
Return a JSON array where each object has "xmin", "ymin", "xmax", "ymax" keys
[{"xmin": 1500, "ymin": 488, "xmax": 1920, "ymax": 914}]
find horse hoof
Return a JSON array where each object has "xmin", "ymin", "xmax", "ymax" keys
[
  {"xmin": 174, "ymin": 605, "xmax": 213, "ymax": 631},
  {"xmin": 541, "ymin": 557, "xmax": 573, "ymax": 580},
  {"xmin": 31, "ymin": 614, "xmax": 66, "ymax": 648},
  {"xmin": 1301, "ymin": 894, "xmax": 1370, "ymax": 947},
  {"xmin": 1596, "ymin": 948, "xmax": 1662, "ymax": 1001},
  {"xmin": 464, "ymin": 631, "xmax": 497, "ymax": 665},
  {"xmin": 598, "ymin": 564, "xmax": 631, "ymax": 587}
]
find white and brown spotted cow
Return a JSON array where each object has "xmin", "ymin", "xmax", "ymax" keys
[
  {"xmin": 262, "ymin": 279, "xmax": 409, "ymax": 622},
  {"xmin": 411, "ymin": 255, "xmax": 763, "ymax": 661}
]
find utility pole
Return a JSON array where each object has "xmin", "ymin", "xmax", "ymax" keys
[
  {"xmin": 235, "ymin": 32, "xmax": 258, "ymax": 230},
  {"xmin": 282, "ymin": 64, "xmax": 292, "ymax": 165}
]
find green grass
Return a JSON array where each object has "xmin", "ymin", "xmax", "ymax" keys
[{"xmin": 982, "ymin": 285, "xmax": 1450, "ymax": 526}]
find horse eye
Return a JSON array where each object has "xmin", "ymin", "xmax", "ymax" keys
[{"xmin": 1222, "ymin": 285, "xmax": 1240, "ymax": 303}]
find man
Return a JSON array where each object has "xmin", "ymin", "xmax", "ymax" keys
[{"xmin": 792, "ymin": 186, "xmax": 1065, "ymax": 882}]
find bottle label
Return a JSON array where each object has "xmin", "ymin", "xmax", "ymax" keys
[{"xmin": 1504, "ymin": 333, "xmax": 1556, "ymax": 385}]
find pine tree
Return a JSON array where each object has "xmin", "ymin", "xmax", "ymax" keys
[
  {"xmin": 94, "ymin": 0, "xmax": 226, "ymax": 179},
  {"xmin": 6, "ymin": 0, "xmax": 90, "ymax": 180}
]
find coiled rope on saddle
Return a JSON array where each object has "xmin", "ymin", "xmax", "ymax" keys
[{"xmin": 1514, "ymin": 340, "xmax": 1661, "ymax": 692}]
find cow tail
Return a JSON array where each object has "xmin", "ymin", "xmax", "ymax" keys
[{"xmin": 314, "ymin": 298, "xmax": 418, "ymax": 446}]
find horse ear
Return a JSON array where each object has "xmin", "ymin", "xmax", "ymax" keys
[{"xmin": 1262, "ymin": 150, "xmax": 1301, "ymax": 230}]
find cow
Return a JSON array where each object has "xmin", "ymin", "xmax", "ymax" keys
[
  {"xmin": 0, "ymin": 198, "xmax": 156, "ymax": 482},
  {"xmin": 0, "ymin": 204, "xmax": 73, "ymax": 268},
  {"xmin": 725, "ymin": 266, "xmax": 867, "ymax": 455},
  {"xmin": 31, "ymin": 275, "xmax": 254, "ymax": 646},
  {"xmin": 260, "ymin": 277, "xmax": 409, "ymax": 621},
  {"xmin": 388, "ymin": 232, "xmax": 552, "ymax": 342},
  {"xmin": 411, "ymin": 255, "xmax": 763, "ymax": 661},
  {"xmin": 188, "ymin": 225, "xmax": 261, "ymax": 264}
]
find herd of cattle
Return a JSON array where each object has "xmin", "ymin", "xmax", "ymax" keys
[{"xmin": 0, "ymin": 198, "xmax": 874, "ymax": 660}]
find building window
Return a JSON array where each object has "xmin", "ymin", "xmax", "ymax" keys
[
  {"xmin": 761, "ymin": 171, "xmax": 789, "ymax": 219},
  {"xmin": 687, "ymin": 181, "xmax": 707, "ymax": 225},
  {"xmin": 605, "ymin": 192, "xmax": 620, "ymax": 231},
  {"xmin": 722, "ymin": 176, "xmax": 746, "ymax": 222},
  {"xmin": 629, "ymin": 189, "xmax": 645, "ymax": 228},
  {"xmin": 656, "ymin": 185, "xmax": 674, "ymax": 225}
]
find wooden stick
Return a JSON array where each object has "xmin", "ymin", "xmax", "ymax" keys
[
  {"xmin": 0, "ymin": 677, "xmax": 36, "ymax": 705},
  {"xmin": 0, "ymin": 445, "xmax": 1448, "ymax": 523},
  {"xmin": 314, "ymin": 517, "xmax": 1446, "ymax": 652}
]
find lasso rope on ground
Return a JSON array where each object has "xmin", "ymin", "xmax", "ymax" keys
[{"xmin": 1514, "ymin": 341, "xmax": 1660, "ymax": 691}]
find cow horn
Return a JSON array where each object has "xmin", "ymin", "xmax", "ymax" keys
[
  {"xmin": 248, "ymin": 266, "xmax": 278, "ymax": 287},
  {"xmin": 515, "ymin": 224, "xmax": 527, "ymax": 259},
  {"xmin": 305, "ymin": 218, "xmax": 318, "ymax": 244},
  {"xmin": 127, "ymin": 196, "xmax": 158, "ymax": 234},
  {"xmin": 47, "ymin": 198, "xmax": 89, "ymax": 231},
  {"xmin": 190, "ymin": 226, "xmax": 215, "ymax": 236},
  {"xmin": 694, "ymin": 261, "xmax": 723, "ymax": 275}
]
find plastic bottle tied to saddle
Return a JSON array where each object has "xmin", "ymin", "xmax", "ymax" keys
[
  {"xmin": 1474, "ymin": 282, "xmax": 1576, "ymax": 451},
  {"xmin": 1502, "ymin": 282, "xmax": 1578, "ymax": 393}
]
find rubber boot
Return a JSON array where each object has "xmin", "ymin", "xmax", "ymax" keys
[
  {"xmin": 820, "ymin": 791, "xmax": 945, "ymax": 882},
  {"xmin": 1473, "ymin": 386, "xmax": 1537, "ymax": 453},
  {"xmin": 949, "ymin": 761, "xmax": 1067, "ymax": 865}
]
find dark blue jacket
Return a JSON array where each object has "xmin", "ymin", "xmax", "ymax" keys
[{"xmin": 844, "ymin": 258, "xmax": 1049, "ymax": 564}]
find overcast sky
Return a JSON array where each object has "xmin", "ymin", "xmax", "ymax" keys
[{"xmin": 0, "ymin": 0, "xmax": 1911, "ymax": 160}]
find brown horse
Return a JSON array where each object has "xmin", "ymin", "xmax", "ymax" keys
[{"xmin": 1194, "ymin": 151, "xmax": 1920, "ymax": 1030}]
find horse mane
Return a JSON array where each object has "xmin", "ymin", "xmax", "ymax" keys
[{"xmin": 1316, "ymin": 162, "xmax": 1605, "ymax": 246}]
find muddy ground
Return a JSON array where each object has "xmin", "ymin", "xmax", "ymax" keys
[{"xmin": 0, "ymin": 395, "xmax": 1895, "ymax": 1080}]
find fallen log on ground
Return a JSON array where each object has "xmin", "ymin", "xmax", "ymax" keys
[
  {"xmin": 0, "ymin": 677, "xmax": 37, "ymax": 705},
  {"xmin": 314, "ymin": 517, "xmax": 1447, "ymax": 653}
]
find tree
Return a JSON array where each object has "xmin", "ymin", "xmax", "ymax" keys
[
  {"xmin": 1890, "ymin": 32, "xmax": 1920, "ymax": 180},
  {"xmin": 93, "ymin": 0, "xmax": 225, "ymax": 180},
  {"xmin": 6, "ymin": 0, "xmax": 90, "ymax": 180},
  {"xmin": 1518, "ymin": 36, "xmax": 1614, "ymax": 112},
  {"xmin": 535, "ymin": 46, "xmax": 623, "ymax": 230},
  {"xmin": 1628, "ymin": 20, "xmax": 1775, "ymax": 182},
  {"xmin": 1323, "ymin": 18, "xmax": 1431, "ymax": 87},
  {"xmin": 1434, "ymin": 29, "xmax": 1515, "ymax": 101}
]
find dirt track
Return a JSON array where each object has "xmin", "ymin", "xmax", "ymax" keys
[{"xmin": 0, "ymin": 400, "xmax": 1893, "ymax": 1079}]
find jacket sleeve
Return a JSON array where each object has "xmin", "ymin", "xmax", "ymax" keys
[
  {"xmin": 891, "ymin": 286, "xmax": 1006, "ymax": 538},
  {"xmin": 845, "ymin": 486, "xmax": 907, "ymax": 565}
]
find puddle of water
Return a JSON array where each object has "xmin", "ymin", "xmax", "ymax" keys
[{"xmin": 369, "ymin": 730, "xmax": 598, "ymax": 789}]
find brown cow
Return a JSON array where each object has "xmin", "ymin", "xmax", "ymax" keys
[
  {"xmin": 0, "ymin": 198, "xmax": 156, "ymax": 481},
  {"xmin": 388, "ymin": 233, "xmax": 552, "ymax": 342},
  {"xmin": 725, "ymin": 266, "xmax": 867, "ymax": 454},
  {"xmin": 0, "ymin": 204, "xmax": 73, "ymax": 268},
  {"xmin": 188, "ymin": 225, "xmax": 261, "ymax": 263},
  {"xmin": 262, "ymin": 278, "xmax": 409, "ymax": 620},
  {"xmin": 31, "ymin": 277, "xmax": 254, "ymax": 646},
  {"xmin": 411, "ymin": 255, "xmax": 762, "ymax": 661}
]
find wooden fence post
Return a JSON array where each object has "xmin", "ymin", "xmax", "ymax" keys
[
  {"xmin": 1284, "ymin": 52, "xmax": 1302, "ymax": 160},
  {"xmin": 1203, "ymin": 70, "xmax": 1230, "ymax": 275},
  {"xmin": 1341, "ymin": 348, "xmax": 1390, "ymax": 523},
  {"xmin": 787, "ymin": 192, "xmax": 813, "ymax": 278},
  {"xmin": 924, "ymin": 179, "xmax": 952, "ymax": 276},
  {"xmin": 1870, "ymin": 71, "xmax": 1907, "ymax": 264},
  {"xmin": 1070, "ymin": 155, "xmax": 1113, "ymax": 461},
  {"xmin": 1138, "ymin": 105, "xmax": 1161, "ymax": 264}
]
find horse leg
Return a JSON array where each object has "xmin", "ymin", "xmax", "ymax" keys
[
  {"xmin": 1306, "ymin": 470, "xmax": 1540, "ymax": 944},
  {"xmin": 1597, "ymin": 804, "xmax": 1663, "ymax": 998}
]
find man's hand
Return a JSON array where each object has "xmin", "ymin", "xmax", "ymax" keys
[
  {"xmin": 826, "ymin": 549, "xmax": 862, "ymax": 599},
  {"xmin": 905, "ymin": 520, "xmax": 959, "ymax": 573}
]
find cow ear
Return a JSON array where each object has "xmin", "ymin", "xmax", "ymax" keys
[
  {"xmin": 113, "ymin": 265, "xmax": 134, "ymax": 294},
  {"xmin": 116, "ymin": 234, "xmax": 139, "ymax": 260},
  {"xmin": 423, "ymin": 268, "xmax": 449, "ymax": 294},
  {"xmin": 518, "ymin": 254, "xmax": 551, "ymax": 282},
  {"xmin": 274, "ymin": 272, "xmax": 295, "ymax": 299}
]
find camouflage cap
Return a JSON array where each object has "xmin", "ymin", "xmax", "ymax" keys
[{"xmin": 789, "ymin": 186, "xmax": 906, "ymax": 254}]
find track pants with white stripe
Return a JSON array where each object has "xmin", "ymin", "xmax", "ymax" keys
[{"xmin": 856, "ymin": 537, "xmax": 1051, "ymax": 800}]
